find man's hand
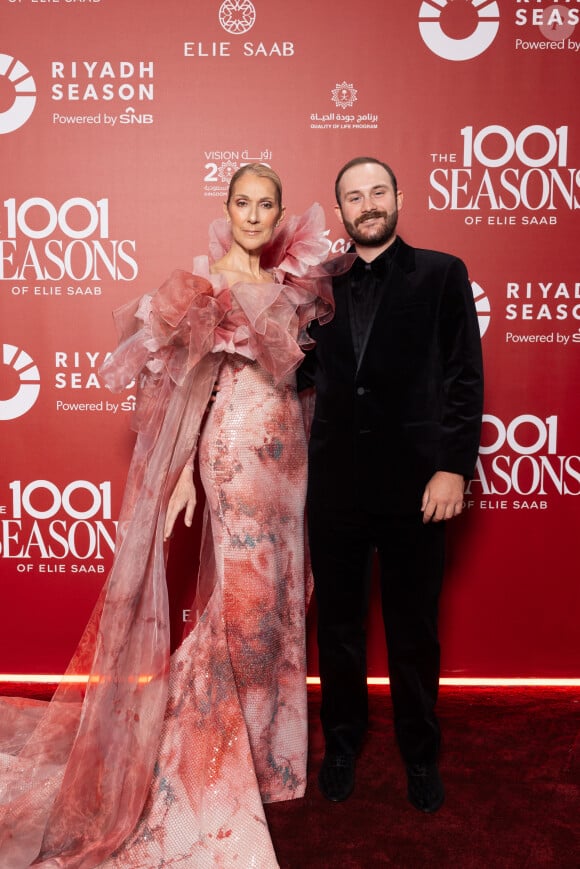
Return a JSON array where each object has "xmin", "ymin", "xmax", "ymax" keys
[
  {"xmin": 164, "ymin": 465, "xmax": 197, "ymax": 541},
  {"xmin": 421, "ymin": 471, "xmax": 465, "ymax": 524}
]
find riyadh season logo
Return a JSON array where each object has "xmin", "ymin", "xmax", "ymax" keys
[
  {"xmin": 418, "ymin": 0, "xmax": 500, "ymax": 61},
  {"xmin": 50, "ymin": 61, "xmax": 154, "ymax": 103},
  {"xmin": 472, "ymin": 281, "xmax": 491, "ymax": 337},
  {"xmin": 202, "ymin": 149, "xmax": 273, "ymax": 197},
  {"xmin": 515, "ymin": 2, "xmax": 580, "ymax": 52},
  {"xmin": 0, "ymin": 344, "xmax": 40, "ymax": 421},
  {"xmin": 515, "ymin": 2, "xmax": 579, "ymax": 40},
  {"xmin": 54, "ymin": 349, "xmax": 114, "ymax": 392},
  {"xmin": 1, "ymin": 479, "xmax": 116, "ymax": 570},
  {"xmin": 6, "ymin": 346, "xmax": 136, "ymax": 416},
  {"xmin": 0, "ymin": 54, "xmax": 37, "ymax": 134},
  {"xmin": 218, "ymin": 0, "xmax": 256, "ymax": 34},
  {"xmin": 428, "ymin": 123, "xmax": 580, "ymax": 224},
  {"xmin": 503, "ymin": 278, "xmax": 580, "ymax": 332},
  {"xmin": 48, "ymin": 61, "xmax": 155, "ymax": 126},
  {"xmin": 464, "ymin": 412, "xmax": 580, "ymax": 510}
]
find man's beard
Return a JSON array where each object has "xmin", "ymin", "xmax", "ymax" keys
[{"xmin": 342, "ymin": 208, "xmax": 398, "ymax": 248}]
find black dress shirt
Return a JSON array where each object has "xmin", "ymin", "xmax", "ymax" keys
[{"xmin": 347, "ymin": 238, "xmax": 399, "ymax": 362}]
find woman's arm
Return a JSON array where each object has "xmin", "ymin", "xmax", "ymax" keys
[{"xmin": 163, "ymin": 463, "xmax": 197, "ymax": 540}]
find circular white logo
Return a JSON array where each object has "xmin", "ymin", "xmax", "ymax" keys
[
  {"xmin": 0, "ymin": 344, "xmax": 41, "ymax": 420},
  {"xmin": 539, "ymin": 4, "xmax": 577, "ymax": 41},
  {"xmin": 471, "ymin": 281, "xmax": 491, "ymax": 338},
  {"xmin": 331, "ymin": 82, "xmax": 358, "ymax": 110},
  {"xmin": 0, "ymin": 54, "xmax": 37, "ymax": 134},
  {"xmin": 217, "ymin": 159, "xmax": 239, "ymax": 183},
  {"xmin": 219, "ymin": 0, "xmax": 256, "ymax": 35},
  {"xmin": 418, "ymin": 0, "xmax": 500, "ymax": 61}
]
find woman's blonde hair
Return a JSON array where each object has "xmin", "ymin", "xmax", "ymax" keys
[{"xmin": 226, "ymin": 163, "xmax": 283, "ymax": 207}]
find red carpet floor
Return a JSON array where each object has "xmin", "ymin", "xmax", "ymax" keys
[
  {"xmin": 1, "ymin": 683, "xmax": 577, "ymax": 866},
  {"xmin": 264, "ymin": 686, "xmax": 579, "ymax": 868}
]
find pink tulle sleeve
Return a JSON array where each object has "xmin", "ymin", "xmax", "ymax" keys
[{"xmin": 268, "ymin": 204, "xmax": 355, "ymax": 344}]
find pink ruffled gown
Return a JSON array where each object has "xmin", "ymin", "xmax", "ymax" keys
[{"xmin": 0, "ymin": 205, "xmax": 345, "ymax": 868}]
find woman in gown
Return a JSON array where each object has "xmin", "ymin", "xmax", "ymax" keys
[{"xmin": 0, "ymin": 165, "xmax": 345, "ymax": 867}]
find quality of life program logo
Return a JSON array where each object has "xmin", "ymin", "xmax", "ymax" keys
[
  {"xmin": 310, "ymin": 81, "xmax": 379, "ymax": 130},
  {"xmin": 0, "ymin": 54, "xmax": 37, "ymax": 134},
  {"xmin": 332, "ymin": 82, "xmax": 358, "ymax": 110},
  {"xmin": 0, "ymin": 343, "xmax": 41, "ymax": 421},
  {"xmin": 418, "ymin": 0, "xmax": 500, "ymax": 61}
]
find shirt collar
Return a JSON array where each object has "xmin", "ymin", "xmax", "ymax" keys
[{"xmin": 350, "ymin": 236, "xmax": 399, "ymax": 277}]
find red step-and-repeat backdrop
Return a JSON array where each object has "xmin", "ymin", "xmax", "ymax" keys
[{"xmin": 1, "ymin": 0, "xmax": 578, "ymax": 679}]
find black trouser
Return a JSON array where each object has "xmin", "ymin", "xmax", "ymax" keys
[{"xmin": 308, "ymin": 506, "xmax": 445, "ymax": 766}]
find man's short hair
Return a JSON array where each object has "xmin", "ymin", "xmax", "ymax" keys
[{"xmin": 335, "ymin": 157, "xmax": 398, "ymax": 204}]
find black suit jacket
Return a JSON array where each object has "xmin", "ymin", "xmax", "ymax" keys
[{"xmin": 300, "ymin": 237, "xmax": 484, "ymax": 516}]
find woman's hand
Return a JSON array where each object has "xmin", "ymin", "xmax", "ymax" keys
[{"xmin": 164, "ymin": 465, "xmax": 197, "ymax": 541}]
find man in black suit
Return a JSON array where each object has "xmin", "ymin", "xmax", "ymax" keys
[{"xmin": 300, "ymin": 157, "xmax": 483, "ymax": 812}]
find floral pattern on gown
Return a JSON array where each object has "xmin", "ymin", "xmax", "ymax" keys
[
  {"xmin": 103, "ymin": 358, "xmax": 307, "ymax": 869},
  {"xmin": 200, "ymin": 358, "xmax": 309, "ymax": 804},
  {"xmin": 0, "ymin": 205, "xmax": 349, "ymax": 868}
]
